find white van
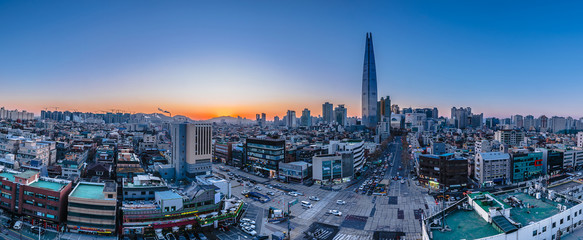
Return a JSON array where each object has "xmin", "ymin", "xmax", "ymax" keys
[{"xmin": 301, "ymin": 201, "xmax": 312, "ymax": 208}]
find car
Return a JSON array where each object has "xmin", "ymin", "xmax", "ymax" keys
[
  {"xmin": 13, "ymin": 220, "xmax": 22, "ymax": 230},
  {"xmin": 198, "ymin": 233, "xmax": 208, "ymax": 240},
  {"xmin": 309, "ymin": 196, "xmax": 320, "ymax": 201},
  {"xmin": 288, "ymin": 192, "xmax": 299, "ymax": 197},
  {"xmin": 241, "ymin": 190, "xmax": 250, "ymax": 195},
  {"xmin": 242, "ymin": 226, "xmax": 257, "ymax": 236},
  {"xmin": 267, "ymin": 191, "xmax": 275, "ymax": 196},
  {"xmin": 336, "ymin": 200, "xmax": 346, "ymax": 205},
  {"xmin": 188, "ymin": 233, "xmax": 196, "ymax": 240},
  {"xmin": 400, "ymin": 179, "xmax": 405, "ymax": 184},
  {"xmin": 240, "ymin": 218, "xmax": 253, "ymax": 223},
  {"xmin": 255, "ymin": 186, "xmax": 262, "ymax": 191},
  {"xmin": 156, "ymin": 232, "xmax": 166, "ymax": 240},
  {"xmin": 328, "ymin": 209, "xmax": 342, "ymax": 216},
  {"xmin": 166, "ymin": 233, "xmax": 177, "ymax": 240}
]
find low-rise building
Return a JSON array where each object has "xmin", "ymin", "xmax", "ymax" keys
[
  {"xmin": 278, "ymin": 161, "xmax": 311, "ymax": 183},
  {"xmin": 67, "ymin": 181, "xmax": 117, "ymax": 235},
  {"xmin": 511, "ymin": 152, "xmax": 544, "ymax": 183},
  {"xmin": 418, "ymin": 153, "xmax": 468, "ymax": 189},
  {"xmin": 312, "ymin": 153, "xmax": 354, "ymax": 184},
  {"xmin": 475, "ymin": 152, "xmax": 511, "ymax": 186}
]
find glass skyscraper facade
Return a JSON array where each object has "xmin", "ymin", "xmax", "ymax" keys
[{"xmin": 362, "ymin": 32, "xmax": 378, "ymax": 128}]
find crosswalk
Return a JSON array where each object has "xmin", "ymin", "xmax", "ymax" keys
[{"xmin": 297, "ymin": 191, "xmax": 339, "ymax": 220}]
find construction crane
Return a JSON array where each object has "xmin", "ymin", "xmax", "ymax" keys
[{"xmin": 158, "ymin": 108, "xmax": 172, "ymax": 117}]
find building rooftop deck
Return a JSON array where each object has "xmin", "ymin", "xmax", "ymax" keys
[
  {"xmin": 498, "ymin": 192, "xmax": 565, "ymax": 226},
  {"xmin": 431, "ymin": 209, "xmax": 501, "ymax": 240},
  {"xmin": 70, "ymin": 183, "xmax": 105, "ymax": 200},
  {"xmin": 0, "ymin": 172, "xmax": 16, "ymax": 181},
  {"xmin": 469, "ymin": 192, "xmax": 511, "ymax": 212},
  {"xmin": 29, "ymin": 180, "xmax": 66, "ymax": 192}
]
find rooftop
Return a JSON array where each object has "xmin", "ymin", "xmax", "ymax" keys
[
  {"xmin": 16, "ymin": 170, "xmax": 38, "ymax": 179},
  {"xmin": 0, "ymin": 172, "xmax": 16, "ymax": 181},
  {"xmin": 479, "ymin": 152, "xmax": 510, "ymax": 160},
  {"xmin": 549, "ymin": 180, "xmax": 583, "ymax": 193},
  {"xmin": 469, "ymin": 192, "xmax": 511, "ymax": 212},
  {"xmin": 156, "ymin": 190, "xmax": 183, "ymax": 200},
  {"xmin": 432, "ymin": 209, "xmax": 501, "ymax": 240},
  {"xmin": 70, "ymin": 182, "xmax": 106, "ymax": 200},
  {"xmin": 498, "ymin": 192, "xmax": 566, "ymax": 226},
  {"xmin": 29, "ymin": 180, "xmax": 67, "ymax": 192}
]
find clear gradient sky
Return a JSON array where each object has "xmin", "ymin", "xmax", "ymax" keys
[{"xmin": 1, "ymin": 1, "xmax": 583, "ymax": 120}]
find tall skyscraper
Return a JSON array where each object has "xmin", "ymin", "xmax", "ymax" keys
[
  {"xmin": 322, "ymin": 102, "xmax": 334, "ymax": 123},
  {"xmin": 362, "ymin": 32, "xmax": 378, "ymax": 128},
  {"xmin": 286, "ymin": 110, "xmax": 296, "ymax": 128},
  {"xmin": 334, "ymin": 104, "xmax": 348, "ymax": 126},
  {"xmin": 171, "ymin": 123, "xmax": 213, "ymax": 180},
  {"xmin": 301, "ymin": 108, "xmax": 312, "ymax": 127}
]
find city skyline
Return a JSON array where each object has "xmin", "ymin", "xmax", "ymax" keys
[{"xmin": 2, "ymin": 1, "xmax": 583, "ymax": 119}]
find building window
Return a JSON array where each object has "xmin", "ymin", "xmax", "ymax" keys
[
  {"xmin": 543, "ymin": 226, "xmax": 547, "ymax": 232},
  {"xmin": 568, "ymin": 216, "xmax": 571, "ymax": 221},
  {"xmin": 561, "ymin": 219, "xmax": 564, "ymax": 224},
  {"xmin": 553, "ymin": 222, "xmax": 557, "ymax": 228},
  {"xmin": 1, "ymin": 192, "xmax": 11, "ymax": 199}
]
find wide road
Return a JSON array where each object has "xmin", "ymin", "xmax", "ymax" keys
[{"xmin": 214, "ymin": 136, "xmax": 433, "ymax": 240}]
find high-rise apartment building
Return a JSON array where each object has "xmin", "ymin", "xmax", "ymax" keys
[
  {"xmin": 286, "ymin": 110, "xmax": 296, "ymax": 128},
  {"xmin": 494, "ymin": 130, "xmax": 525, "ymax": 146},
  {"xmin": 377, "ymin": 96, "xmax": 391, "ymax": 122},
  {"xmin": 334, "ymin": 105, "xmax": 348, "ymax": 127},
  {"xmin": 322, "ymin": 102, "xmax": 334, "ymax": 124},
  {"xmin": 361, "ymin": 33, "xmax": 378, "ymax": 128},
  {"xmin": 300, "ymin": 108, "xmax": 311, "ymax": 127},
  {"xmin": 512, "ymin": 115, "xmax": 524, "ymax": 128},
  {"xmin": 171, "ymin": 123, "xmax": 213, "ymax": 180},
  {"xmin": 450, "ymin": 107, "xmax": 472, "ymax": 129},
  {"xmin": 578, "ymin": 132, "xmax": 583, "ymax": 148}
]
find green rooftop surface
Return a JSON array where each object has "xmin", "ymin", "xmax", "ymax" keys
[
  {"xmin": 0, "ymin": 172, "xmax": 16, "ymax": 181},
  {"xmin": 17, "ymin": 170, "xmax": 38, "ymax": 179},
  {"xmin": 498, "ymin": 192, "xmax": 563, "ymax": 226},
  {"xmin": 70, "ymin": 183, "xmax": 104, "ymax": 200},
  {"xmin": 469, "ymin": 192, "xmax": 511, "ymax": 212},
  {"xmin": 29, "ymin": 180, "xmax": 66, "ymax": 192},
  {"xmin": 432, "ymin": 210, "xmax": 502, "ymax": 240}
]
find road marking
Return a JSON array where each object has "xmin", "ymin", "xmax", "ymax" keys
[{"xmin": 297, "ymin": 191, "xmax": 339, "ymax": 220}]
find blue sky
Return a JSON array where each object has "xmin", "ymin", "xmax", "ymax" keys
[{"xmin": 1, "ymin": 1, "xmax": 582, "ymax": 119}]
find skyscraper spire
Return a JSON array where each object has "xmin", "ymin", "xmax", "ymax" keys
[{"xmin": 362, "ymin": 32, "xmax": 378, "ymax": 128}]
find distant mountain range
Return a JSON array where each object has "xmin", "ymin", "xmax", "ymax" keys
[
  {"xmin": 203, "ymin": 116, "xmax": 255, "ymax": 124},
  {"xmin": 133, "ymin": 113, "xmax": 255, "ymax": 124}
]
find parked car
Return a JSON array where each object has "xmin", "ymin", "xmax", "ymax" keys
[
  {"xmin": 13, "ymin": 221, "xmax": 22, "ymax": 230},
  {"xmin": 267, "ymin": 191, "xmax": 275, "ymax": 196},
  {"xmin": 242, "ymin": 226, "xmax": 257, "ymax": 236},
  {"xmin": 198, "ymin": 233, "xmax": 208, "ymax": 240},
  {"xmin": 328, "ymin": 209, "xmax": 342, "ymax": 216},
  {"xmin": 336, "ymin": 200, "xmax": 346, "ymax": 205},
  {"xmin": 288, "ymin": 192, "xmax": 299, "ymax": 197},
  {"xmin": 166, "ymin": 233, "xmax": 177, "ymax": 240}
]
